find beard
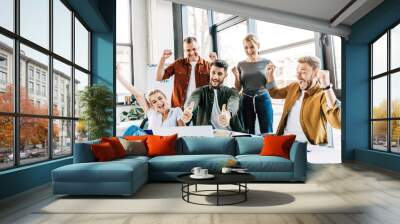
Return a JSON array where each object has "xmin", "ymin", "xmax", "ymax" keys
[
  {"xmin": 188, "ymin": 52, "xmax": 198, "ymax": 60},
  {"xmin": 298, "ymin": 79, "xmax": 313, "ymax": 90},
  {"xmin": 210, "ymin": 79, "xmax": 222, "ymax": 88}
]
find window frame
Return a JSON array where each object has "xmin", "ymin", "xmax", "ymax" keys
[
  {"xmin": 369, "ymin": 19, "xmax": 400, "ymax": 154},
  {"xmin": 0, "ymin": 0, "xmax": 92, "ymax": 171}
]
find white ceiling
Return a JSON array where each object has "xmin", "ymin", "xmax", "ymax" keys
[
  {"xmin": 224, "ymin": 0, "xmax": 353, "ymax": 23},
  {"xmin": 167, "ymin": 0, "xmax": 384, "ymax": 37}
]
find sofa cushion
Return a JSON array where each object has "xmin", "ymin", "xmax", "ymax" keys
[
  {"xmin": 73, "ymin": 140, "xmax": 100, "ymax": 163},
  {"xmin": 177, "ymin": 136, "xmax": 235, "ymax": 155},
  {"xmin": 119, "ymin": 138, "xmax": 147, "ymax": 156},
  {"xmin": 147, "ymin": 134, "xmax": 178, "ymax": 157},
  {"xmin": 53, "ymin": 158, "xmax": 147, "ymax": 183},
  {"xmin": 148, "ymin": 154, "xmax": 235, "ymax": 172},
  {"xmin": 91, "ymin": 142, "xmax": 118, "ymax": 161},
  {"xmin": 235, "ymin": 137, "xmax": 263, "ymax": 155},
  {"xmin": 101, "ymin": 137, "xmax": 127, "ymax": 158},
  {"xmin": 260, "ymin": 135, "xmax": 296, "ymax": 159},
  {"xmin": 236, "ymin": 155, "xmax": 293, "ymax": 172}
]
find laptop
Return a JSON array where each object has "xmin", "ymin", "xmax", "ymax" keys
[{"xmin": 151, "ymin": 125, "xmax": 214, "ymax": 137}]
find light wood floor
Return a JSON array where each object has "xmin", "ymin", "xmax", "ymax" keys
[{"xmin": 1, "ymin": 162, "xmax": 400, "ymax": 224}]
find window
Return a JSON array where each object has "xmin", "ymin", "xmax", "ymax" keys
[
  {"xmin": 20, "ymin": 0, "xmax": 49, "ymax": 49},
  {"xmin": 0, "ymin": 0, "xmax": 91, "ymax": 170},
  {"xmin": 0, "ymin": 0, "xmax": 14, "ymax": 31},
  {"xmin": 116, "ymin": 0, "xmax": 131, "ymax": 44},
  {"xmin": 74, "ymin": 69, "xmax": 89, "ymax": 119},
  {"xmin": 41, "ymin": 85, "xmax": 46, "ymax": 97},
  {"xmin": 19, "ymin": 117, "xmax": 49, "ymax": 165},
  {"xmin": 28, "ymin": 81, "xmax": 34, "ymax": 94},
  {"xmin": 53, "ymin": 119, "xmax": 72, "ymax": 158},
  {"xmin": 74, "ymin": 18, "xmax": 89, "ymax": 70},
  {"xmin": 0, "ymin": 71, "xmax": 6, "ymax": 85},
  {"xmin": 183, "ymin": 6, "xmax": 212, "ymax": 58},
  {"xmin": 213, "ymin": 11, "xmax": 234, "ymax": 24},
  {"xmin": 370, "ymin": 23, "xmax": 400, "ymax": 153},
  {"xmin": 21, "ymin": 44, "xmax": 49, "ymax": 115},
  {"xmin": 116, "ymin": 0, "xmax": 133, "ymax": 104},
  {"xmin": 0, "ymin": 34, "xmax": 14, "ymax": 113},
  {"xmin": 333, "ymin": 36, "xmax": 342, "ymax": 89},
  {"xmin": 217, "ymin": 20, "xmax": 248, "ymax": 87},
  {"xmin": 0, "ymin": 53, "xmax": 8, "ymax": 90},
  {"xmin": 0, "ymin": 54, "xmax": 7, "ymax": 67},
  {"xmin": 53, "ymin": 59, "xmax": 72, "ymax": 117},
  {"xmin": 35, "ymin": 84, "xmax": 40, "ymax": 95},
  {"xmin": 28, "ymin": 67, "xmax": 34, "ymax": 80},
  {"xmin": 0, "ymin": 116, "xmax": 13, "ymax": 170},
  {"xmin": 35, "ymin": 70, "xmax": 40, "ymax": 81},
  {"xmin": 53, "ymin": 0, "xmax": 72, "ymax": 60}
]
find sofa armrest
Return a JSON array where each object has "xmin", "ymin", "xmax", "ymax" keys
[
  {"xmin": 73, "ymin": 140, "xmax": 100, "ymax": 163},
  {"xmin": 289, "ymin": 141, "xmax": 307, "ymax": 181}
]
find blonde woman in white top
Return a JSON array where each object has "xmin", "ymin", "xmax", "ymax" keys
[{"xmin": 116, "ymin": 67, "xmax": 192, "ymax": 129}]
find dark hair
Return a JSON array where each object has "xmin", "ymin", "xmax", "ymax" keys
[
  {"xmin": 183, "ymin": 36, "xmax": 197, "ymax": 44},
  {"xmin": 210, "ymin": 59, "xmax": 229, "ymax": 72}
]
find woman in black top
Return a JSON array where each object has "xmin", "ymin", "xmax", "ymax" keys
[{"xmin": 232, "ymin": 34, "xmax": 274, "ymax": 134}]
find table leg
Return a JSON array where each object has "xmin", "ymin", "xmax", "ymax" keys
[
  {"xmin": 195, "ymin": 184, "xmax": 198, "ymax": 192},
  {"xmin": 245, "ymin": 183, "xmax": 247, "ymax": 201},
  {"xmin": 187, "ymin": 184, "xmax": 190, "ymax": 202},
  {"xmin": 217, "ymin": 184, "xmax": 219, "ymax": 206}
]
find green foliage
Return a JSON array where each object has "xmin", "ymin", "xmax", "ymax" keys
[
  {"xmin": 120, "ymin": 101, "xmax": 145, "ymax": 122},
  {"xmin": 79, "ymin": 84, "xmax": 114, "ymax": 140}
]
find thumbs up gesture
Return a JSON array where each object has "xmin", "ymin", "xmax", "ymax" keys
[
  {"xmin": 218, "ymin": 104, "xmax": 231, "ymax": 128},
  {"xmin": 181, "ymin": 101, "xmax": 194, "ymax": 123}
]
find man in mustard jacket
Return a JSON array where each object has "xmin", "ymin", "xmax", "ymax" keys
[{"xmin": 266, "ymin": 56, "xmax": 341, "ymax": 145}]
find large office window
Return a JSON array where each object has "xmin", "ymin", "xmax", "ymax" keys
[
  {"xmin": 371, "ymin": 23, "xmax": 400, "ymax": 153},
  {"xmin": 217, "ymin": 20, "xmax": 248, "ymax": 87},
  {"xmin": 0, "ymin": 0, "xmax": 91, "ymax": 170},
  {"xmin": 183, "ymin": 6, "xmax": 212, "ymax": 59},
  {"xmin": 116, "ymin": 0, "xmax": 133, "ymax": 104}
]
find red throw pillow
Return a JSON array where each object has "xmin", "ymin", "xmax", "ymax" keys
[
  {"xmin": 101, "ymin": 137, "xmax": 126, "ymax": 158},
  {"xmin": 260, "ymin": 135, "xmax": 296, "ymax": 159},
  {"xmin": 146, "ymin": 134, "xmax": 177, "ymax": 157},
  {"xmin": 91, "ymin": 142, "xmax": 117, "ymax": 161}
]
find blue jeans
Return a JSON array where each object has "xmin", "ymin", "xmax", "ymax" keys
[{"xmin": 241, "ymin": 92, "xmax": 273, "ymax": 134}]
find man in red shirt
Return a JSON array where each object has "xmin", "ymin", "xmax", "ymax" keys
[{"xmin": 155, "ymin": 37, "xmax": 211, "ymax": 108}]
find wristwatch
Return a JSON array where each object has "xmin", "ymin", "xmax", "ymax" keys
[{"xmin": 321, "ymin": 83, "xmax": 333, "ymax": 90}]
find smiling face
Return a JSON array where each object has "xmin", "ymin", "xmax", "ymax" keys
[
  {"xmin": 184, "ymin": 41, "xmax": 199, "ymax": 61},
  {"xmin": 296, "ymin": 63, "xmax": 318, "ymax": 90},
  {"xmin": 148, "ymin": 91, "xmax": 169, "ymax": 113},
  {"xmin": 243, "ymin": 40, "xmax": 259, "ymax": 58},
  {"xmin": 209, "ymin": 65, "xmax": 227, "ymax": 87}
]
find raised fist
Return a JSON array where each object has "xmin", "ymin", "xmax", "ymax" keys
[
  {"xmin": 208, "ymin": 52, "xmax": 217, "ymax": 62},
  {"xmin": 266, "ymin": 62, "xmax": 275, "ymax": 77},
  {"xmin": 231, "ymin": 66, "xmax": 240, "ymax": 79},
  {"xmin": 161, "ymin": 49, "xmax": 173, "ymax": 59},
  {"xmin": 317, "ymin": 69, "xmax": 331, "ymax": 87}
]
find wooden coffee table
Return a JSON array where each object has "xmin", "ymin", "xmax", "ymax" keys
[{"xmin": 177, "ymin": 172, "xmax": 255, "ymax": 206}]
